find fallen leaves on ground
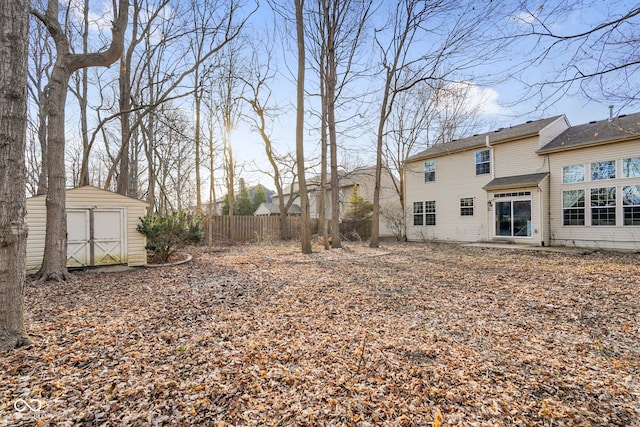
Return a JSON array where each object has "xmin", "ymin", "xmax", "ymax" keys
[{"xmin": 1, "ymin": 242, "xmax": 639, "ymax": 426}]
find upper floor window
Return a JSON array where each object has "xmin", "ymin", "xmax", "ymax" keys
[
  {"xmin": 623, "ymin": 157, "xmax": 640, "ymax": 178},
  {"xmin": 424, "ymin": 160, "xmax": 436, "ymax": 182},
  {"xmin": 562, "ymin": 164, "xmax": 585, "ymax": 184},
  {"xmin": 475, "ymin": 149, "xmax": 490, "ymax": 175},
  {"xmin": 591, "ymin": 160, "xmax": 616, "ymax": 181},
  {"xmin": 460, "ymin": 197, "xmax": 474, "ymax": 216}
]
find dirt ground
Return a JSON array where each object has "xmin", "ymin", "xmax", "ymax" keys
[{"xmin": 1, "ymin": 241, "xmax": 639, "ymax": 426}]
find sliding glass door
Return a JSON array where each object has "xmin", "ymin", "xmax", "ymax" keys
[{"xmin": 495, "ymin": 200, "xmax": 531, "ymax": 237}]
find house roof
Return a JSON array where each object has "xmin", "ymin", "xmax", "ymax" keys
[
  {"xmin": 482, "ymin": 172, "xmax": 549, "ymax": 191},
  {"xmin": 406, "ymin": 116, "xmax": 564, "ymax": 162},
  {"xmin": 256, "ymin": 202, "xmax": 301, "ymax": 215},
  {"xmin": 537, "ymin": 112, "xmax": 640, "ymax": 154}
]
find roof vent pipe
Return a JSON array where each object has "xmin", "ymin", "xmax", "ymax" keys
[{"xmin": 609, "ymin": 105, "xmax": 615, "ymax": 122}]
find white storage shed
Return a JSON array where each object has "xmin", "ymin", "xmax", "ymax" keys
[{"xmin": 26, "ymin": 186, "xmax": 149, "ymax": 273}]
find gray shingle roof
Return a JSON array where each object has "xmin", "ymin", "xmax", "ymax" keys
[
  {"xmin": 538, "ymin": 112, "xmax": 640, "ymax": 154},
  {"xmin": 257, "ymin": 202, "xmax": 301, "ymax": 215},
  {"xmin": 406, "ymin": 116, "xmax": 564, "ymax": 162},
  {"xmin": 482, "ymin": 172, "xmax": 549, "ymax": 191}
]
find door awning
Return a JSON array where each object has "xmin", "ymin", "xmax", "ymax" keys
[{"xmin": 482, "ymin": 172, "xmax": 549, "ymax": 191}]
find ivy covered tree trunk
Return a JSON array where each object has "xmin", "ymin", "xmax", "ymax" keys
[{"xmin": 0, "ymin": 0, "xmax": 32, "ymax": 350}]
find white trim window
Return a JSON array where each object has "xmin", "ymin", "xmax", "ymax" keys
[
  {"xmin": 475, "ymin": 149, "xmax": 490, "ymax": 175},
  {"xmin": 591, "ymin": 160, "xmax": 616, "ymax": 181},
  {"xmin": 413, "ymin": 201, "xmax": 436, "ymax": 225},
  {"xmin": 413, "ymin": 202, "xmax": 424, "ymax": 225},
  {"xmin": 425, "ymin": 201, "xmax": 436, "ymax": 225},
  {"xmin": 562, "ymin": 164, "xmax": 585, "ymax": 184},
  {"xmin": 562, "ymin": 189, "xmax": 585, "ymax": 226},
  {"xmin": 623, "ymin": 157, "xmax": 640, "ymax": 178},
  {"xmin": 590, "ymin": 187, "xmax": 616, "ymax": 226},
  {"xmin": 424, "ymin": 160, "xmax": 436, "ymax": 182},
  {"xmin": 460, "ymin": 197, "xmax": 474, "ymax": 216},
  {"xmin": 623, "ymin": 185, "xmax": 640, "ymax": 226}
]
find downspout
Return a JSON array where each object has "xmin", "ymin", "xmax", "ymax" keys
[
  {"xmin": 486, "ymin": 135, "xmax": 494, "ymax": 240},
  {"xmin": 486, "ymin": 135, "xmax": 494, "ymax": 180},
  {"xmin": 546, "ymin": 154, "xmax": 552, "ymax": 247},
  {"xmin": 402, "ymin": 165, "xmax": 407, "ymax": 240}
]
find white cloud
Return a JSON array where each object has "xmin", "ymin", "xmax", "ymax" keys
[
  {"xmin": 439, "ymin": 81, "xmax": 508, "ymax": 117},
  {"xmin": 510, "ymin": 10, "xmax": 538, "ymax": 25}
]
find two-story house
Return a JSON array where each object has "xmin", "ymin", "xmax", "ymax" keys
[{"xmin": 404, "ymin": 112, "xmax": 640, "ymax": 250}]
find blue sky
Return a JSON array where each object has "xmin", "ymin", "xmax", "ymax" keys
[
  {"xmin": 231, "ymin": 0, "xmax": 639, "ymax": 188},
  {"xmin": 56, "ymin": 0, "xmax": 639, "ymax": 192}
]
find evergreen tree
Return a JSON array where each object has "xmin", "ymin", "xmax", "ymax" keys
[
  {"xmin": 235, "ymin": 180, "xmax": 254, "ymax": 215},
  {"xmin": 344, "ymin": 186, "xmax": 373, "ymax": 221},
  {"xmin": 252, "ymin": 185, "xmax": 267, "ymax": 212}
]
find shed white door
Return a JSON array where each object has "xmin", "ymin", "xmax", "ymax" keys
[
  {"xmin": 66, "ymin": 208, "xmax": 125, "ymax": 267},
  {"xmin": 93, "ymin": 209, "xmax": 124, "ymax": 265},
  {"xmin": 67, "ymin": 209, "xmax": 90, "ymax": 267}
]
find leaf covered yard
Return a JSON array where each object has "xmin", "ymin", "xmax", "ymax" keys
[{"xmin": 1, "ymin": 243, "xmax": 639, "ymax": 426}]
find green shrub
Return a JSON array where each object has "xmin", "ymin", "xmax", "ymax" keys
[{"xmin": 137, "ymin": 211, "xmax": 203, "ymax": 263}]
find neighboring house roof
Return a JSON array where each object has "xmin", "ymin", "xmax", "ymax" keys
[
  {"xmin": 537, "ymin": 112, "xmax": 640, "ymax": 154},
  {"xmin": 255, "ymin": 202, "xmax": 301, "ymax": 215},
  {"xmin": 482, "ymin": 172, "xmax": 549, "ymax": 191},
  {"xmin": 407, "ymin": 116, "xmax": 564, "ymax": 162}
]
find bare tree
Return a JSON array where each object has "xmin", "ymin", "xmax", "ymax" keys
[
  {"xmin": 369, "ymin": 0, "xmax": 501, "ymax": 247},
  {"xmin": 103, "ymin": 0, "xmax": 254, "ymax": 205},
  {"xmin": 213, "ymin": 42, "xmax": 244, "ymax": 225},
  {"xmin": 308, "ymin": 0, "xmax": 373, "ymax": 249},
  {"xmin": 27, "ymin": 6, "xmax": 53, "ymax": 195},
  {"xmin": 0, "ymin": 0, "xmax": 32, "ymax": 350},
  {"xmin": 240, "ymin": 43, "xmax": 299, "ymax": 239},
  {"xmin": 295, "ymin": 0, "xmax": 312, "ymax": 253},
  {"xmin": 512, "ymin": 1, "xmax": 640, "ymax": 109},
  {"xmin": 30, "ymin": 0, "xmax": 129, "ymax": 281}
]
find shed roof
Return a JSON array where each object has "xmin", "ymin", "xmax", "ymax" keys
[
  {"xmin": 27, "ymin": 185, "xmax": 149, "ymax": 206},
  {"xmin": 538, "ymin": 112, "xmax": 640, "ymax": 154},
  {"xmin": 407, "ymin": 116, "xmax": 564, "ymax": 162},
  {"xmin": 482, "ymin": 172, "xmax": 549, "ymax": 191}
]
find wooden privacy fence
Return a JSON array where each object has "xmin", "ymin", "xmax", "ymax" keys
[{"xmin": 204, "ymin": 215, "xmax": 319, "ymax": 243}]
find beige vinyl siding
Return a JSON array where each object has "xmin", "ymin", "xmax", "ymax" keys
[
  {"xmin": 548, "ymin": 139, "xmax": 640, "ymax": 250},
  {"xmin": 25, "ymin": 186, "xmax": 148, "ymax": 273},
  {"xmin": 539, "ymin": 116, "xmax": 570, "ymax": 148},
  {"xmin": 492, "ymin": 135, "xmax": 550, "ymax": 178},
  {"xmin": 405, "ymin": 149, "xmax": 492, "ymax": 242},
  {"xmin": 25, "ymin": 194, "xmax": 47, "ymax": 273}
]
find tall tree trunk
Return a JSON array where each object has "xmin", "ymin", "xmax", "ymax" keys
[
  {"xmin": 319, "ymin": 51, "xmax": 329, "ymax": 249},
  {"xmin": 36, "ymin": 96, "xmax": 48, "ymax": 195},
  {"xmin": 117, "ymin": 56, "xmax": 131, "ymax": 196},
  {"xmin": 0, "ymin": 0, "xmax": 32, "ymax": 350},
  {"xmin": 78, "ymin": 0, "xmax": 90, "ymax": 186},
  {"xmin": 323, "ymin": 1, "xmax": 341, "ymax": 249},
  {"xmin": 194, "ymin": 76, "xmax": 203, "ymax": 213},
  {"xmin": 39, "ymin": 61, "xmax": 71, "ymax": 280},
  {"xmin": 32, "ymin": 0, "xmax": 129, "ymax": 281},
  {"xmin": 295, "ymin": 0, "xmax": 312, "ymax": 254}
]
